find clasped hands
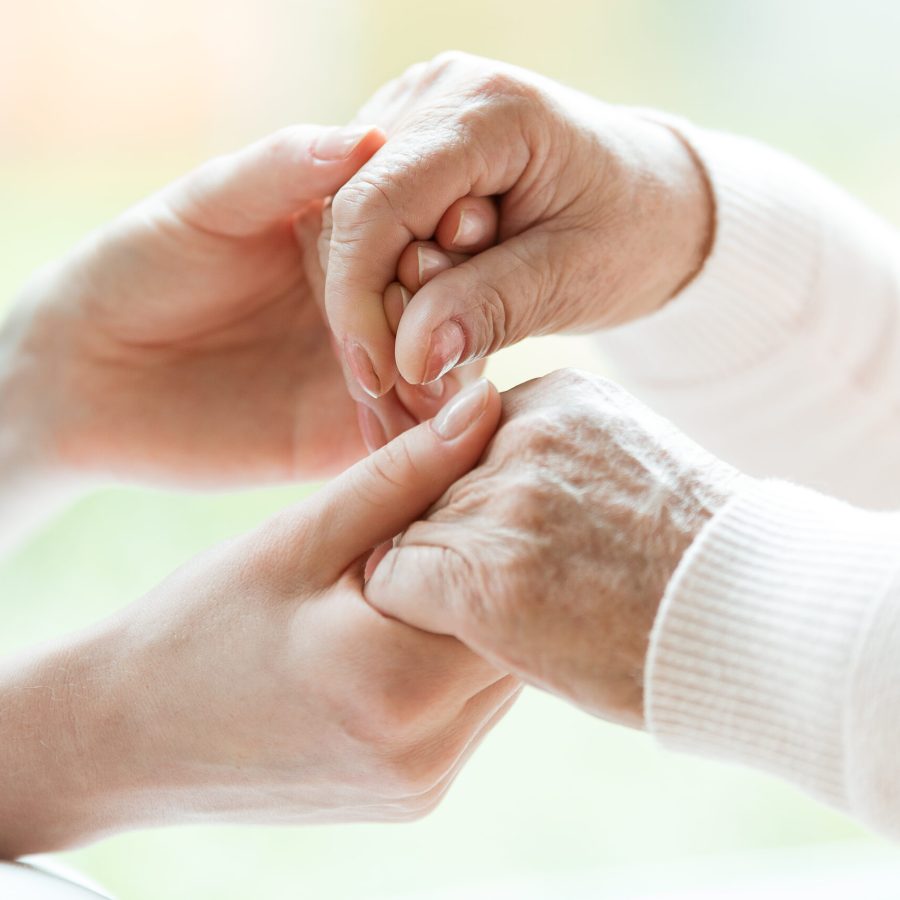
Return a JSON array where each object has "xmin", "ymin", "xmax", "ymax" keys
[{"xmin": 0, "ymin": 52, "xmax": 739, "ymax": 855}]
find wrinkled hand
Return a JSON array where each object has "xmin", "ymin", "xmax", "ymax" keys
[
  {"xmin": 0, "ymin": 379, "xmax": 519, "ymax": 856},
  {"xmin": 367, "ymin": 370, "xmax": 740, "ymax": 728},
  {"xmin": 3, "ymin": 123, "xmax": 471, "ymax": 490},
  {"xmin": 325, "ymin": 52, "xmax": 713, "ymax": 397},
  {"xmin": 318, "ymin": 192, "xmax": 498, "ymax": 450}
]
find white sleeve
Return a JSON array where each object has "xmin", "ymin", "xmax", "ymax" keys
[
  {"xmin": 646, "ymin": 478, "xmax": 900, "ymax": 839},
  {"xmin": 596, "ymin": 122, "xmax": 900, "ymax": 509}
]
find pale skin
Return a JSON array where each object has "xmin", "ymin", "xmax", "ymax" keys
[
  {"xmin": 0, "ymin": 377, "xmax": 519, "ymax": 858},
  {"xmin": 0, "ymin": 50, "xmax": 725, "ymax": 856},
  {"xmin": 0, "ymin": 120, "xmax": 491, "ymax": 552},
  {"xmin": 0, "ymin": 125, "xmax": 519, "ymax": 857},
  {"xmin": 327, "ymin": 52, "xmax": 726, "ymax": 728},
  {"xmin": 367, "ymin": 370, "xmax": 742, "ymax": 728},
  {"xmin": 324, "ymin": 50, "xmax": 713, "ymax": 398}
]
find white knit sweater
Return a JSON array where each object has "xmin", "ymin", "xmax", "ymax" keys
[{"xmin": 596, "ymin": 123, "xmax": 900, "ymax": 837}]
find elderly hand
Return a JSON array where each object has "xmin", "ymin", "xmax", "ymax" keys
[
  {"xmin": 324, "ymin": 52, "xmax": 713, "ymax": 397},
  {"xmin": 366, "ymin": 370, "xmax": 740, "ymax": 728},
  {"xmin": 0, "ymin": 123, "xmax": 482, "ymax": 502},
  {"xmin": 0, "ymin": 379, "xmax": 519, "ymax": 857}
]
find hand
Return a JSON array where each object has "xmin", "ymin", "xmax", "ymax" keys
[
  {"xmin": 0, "ymin": 379, "xmax": 519, "ymax": 856},
  {"xmin": 0, "ymin": 122, "xmax": 469, "ymax": 493},
  {"xmin": 366, "ymin": 369, "xmax": 740, "ymax": 729},
  {"xmin": 324, "ymin": 51, "xmax": 713, "ymax": 397},
  {"xmin": 318, "ymin": 191, "xmax": 499, "ymax": 449}
]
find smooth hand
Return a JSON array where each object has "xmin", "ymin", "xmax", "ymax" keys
[
  {"xmin": 367, "ymin": 370, "xmax": 740, "ymax": 728},
  {"xmin": 1, "ymin": 123, "xmax": 398, "ymax": 493},
  {"xmin": 324, "ymin": 52, "xmax": 713, "ymax": 398},
  {"xmin": 0, "ymin": 379, "xmax": 519, "ymax": 856}
]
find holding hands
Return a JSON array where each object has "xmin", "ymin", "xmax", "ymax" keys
[
  {"xmin": 367, "ymin": 370, "xmax": 739, "ymax": 729},
  {"xmin": 0, "ymin": 379, "xmax": 518, "ymax": 856},
  {"xmin": 0, "ymin": 49, "xmax": 734, "ymax": 853},
  {"xmin": 325, "ymin": 51, "xmax": 713, "ymax": 398}
]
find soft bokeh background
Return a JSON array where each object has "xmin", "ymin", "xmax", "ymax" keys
[{"xmin": 2, "ymin": 1, "xmax": 900, "ymax": 897}]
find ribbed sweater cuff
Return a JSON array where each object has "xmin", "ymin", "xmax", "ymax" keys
[
  {"xmin": 646, "ymin": 479, "xmax": 900, "ymax": 808},
  {"xmin": 598, "ymin": 121, "xmax": 824, "ymax": 386}
]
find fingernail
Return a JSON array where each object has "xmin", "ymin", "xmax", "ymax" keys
[
  {"xmin": 357, "ymin": 404, "xmax": 387, "ymax": 452},
  {"xmin": 432, "ymin": 378, "xmax": 490, "ymax": 440},
  {"xmin": 423, "ymin": 320, "xmax": 465, "ymax": 384},
  {"xmin": 384, "ymin": 283, "xmax": 409, "ymax": 336},
  {"xmin": 345, "ymin": 340, "xmax": 383, "ymax": 399},
  {"xmin": 312, "ymin": 126, "xmax": 372, "ymax": 161},
  {"xmin": 453, "ymin": 209, "xmax": 483, "ymax": 247},
  {"xmin": 417, "ymin": 246, "xmax": 452, "ymax": 285}
]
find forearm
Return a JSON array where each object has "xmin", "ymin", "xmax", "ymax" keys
[
  {"xmin": 597, "ymin": 122, "xmax": 900, "ymax": 508},
  {"xmin": 0, "ymin": 623, "xmax": 126, "ymax": 858}
]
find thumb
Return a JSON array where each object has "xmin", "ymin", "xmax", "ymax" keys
[
  {"xmin": 307, "ymin": 378, "xmax": 500, "ymax": 580},
  {"xmin": 165, "ymin": 124, "xmax": 385, "ymax": 238},
  {"xmin": 364, "ymin": 542, "xmax": 462, "ymax": 637},
  {"xmin": 394, "ymin": 233, "xmax": 553, "ymax": 385}
]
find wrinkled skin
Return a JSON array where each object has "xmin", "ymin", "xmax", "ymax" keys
[
  {"xmin": 325, "ymin": 51, "xmax": 713, "ymax": 395},
  {"xmin": 1, "ymin": 123, "xmax": 460, "ymax": 492},
  {"xmin": 367, "ymin": 369, "xmax": 740, "ymax": 728}
]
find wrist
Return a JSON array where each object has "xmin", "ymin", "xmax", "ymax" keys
[
  {"xmin": 0, "ymin": 619, "xmax": 132, "ymax": 856},
  {"xmin": 593, "ymin": 108, "xmax": 715, "ymax": 328},
  {"xmin": 626, "ymin": 466, "xmax": 744, "ymax": 730}
]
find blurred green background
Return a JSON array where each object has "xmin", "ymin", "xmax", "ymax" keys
[{"xmin": 2, "ymin": 0, "xmax": 900, "ymax": 897}]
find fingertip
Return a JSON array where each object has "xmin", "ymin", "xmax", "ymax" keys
[
  {"xmin": 311, "ymin": 124, "xmax": 385, "ymax": 166},
  {"xmin": 436, "ymin": 196, "xmax": 499, "ymax": 253},
  {"xmin": 397, "ymin": 241, "xmax": 458, "ymax": 292},
  {"xmin": 384, "ymin": 282, "xmax": 411, "ymax": 336}
]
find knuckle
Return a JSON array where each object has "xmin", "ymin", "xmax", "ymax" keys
[
  {"xmin": 466, "ymin": 67, "xmax": 541, "ymax": 112},
  {"xmin": 382, "ymin": 750, "xmax": 451, "ymax": 800},
  {"xmin": 331, "ymin": 176, "xmax": 393, "ymax": 232},
  {"xmin": 259, "ymin": 126, "xmax": 305, "ymax": 170},
  {"xmin": 468, "ymin": 279, "xmax": 509, "ymax": 355},
  {"xmin": 545, "ymin": 366, "xmax": 598, "ymax": 391},
  {"xmin": 366, "ymin": 439, "xmax": 420, "ymax": 492}
]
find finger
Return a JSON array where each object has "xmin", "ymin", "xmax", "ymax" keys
[
  {"xmin": 398, "ymin": 680, "xmax": 522, "ymax": 817},
  {"xmin": 396, "ymin": 241, "xmax": 468, "ymax": 293},
  {"xmin": 435, "ymin": 196, "xmax": 499, "ymax": 254},
  {"xmin": 395, "ymin": 233, "xmax": 552, "ymax": 384},
  {"xmin": 325, "ymin": 115, "xmax": 534, "ymax": 398},
  {"xmin": 394, "ymin": 366, "xmax": 470, "ymax": 422},
  {"xmin": 307, "ymin": 378, "xmax": 501, "ymax": 577},
  {"xmin": 167, "ymin": 124, "xmax": 385, "ymax": 238},
  {"xmin": 366, "ymin": 543, "xmax": 460, "ymax": 636},
  {"xmin": 364, "ymin": 540, "xmax": 393, "ymax": 582},
  {"xmin": 355, "ymin": 392, "xmax": 418, "ymax": 452},
  {"xmin": 384, "ymin": 281, "xmax": 412, "ymax": 335}
]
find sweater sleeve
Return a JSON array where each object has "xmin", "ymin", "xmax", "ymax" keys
[
  {"xmin": 595, "ymin": 122, "xmax": 900, "ymax": 510},
  {"xmin": 647, "ymin": 477, "xmax": 900, "ymax": 838}
]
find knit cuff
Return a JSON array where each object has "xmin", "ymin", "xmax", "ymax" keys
[
  {"xmin": 598, "ymin": 121, "xmax": 825, "ymax": 387},
  {"xmin": 646, "ymin": 479, "xmax": 900, "ymax": 809}
]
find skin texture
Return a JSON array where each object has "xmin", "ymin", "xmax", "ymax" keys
[
  {"xmin": 367, "ymin": 370, "xmax": 741, "ymax": 729},
  {"xmin": 0, "ymin": 379, "xmax": 520, "ymax": 858},
  {"xmin": 317, "ymin": 193, "xmax": 499, "ymax": 448},
  {"xmin": 325, "ymin": 51, "xmax": 714, "ymax": 396},
  {"xmin": 0, "ymin": 122, "xmax": 477, "ymax": 499}
]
